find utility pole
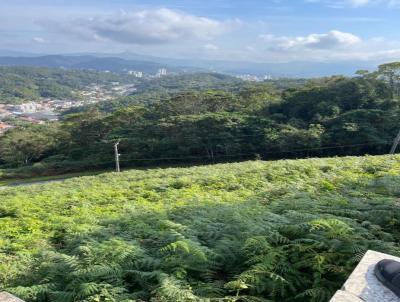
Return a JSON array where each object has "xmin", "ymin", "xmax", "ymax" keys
[
  {"xmin": 390, "ymin": 129, "xmax": 400, "ymax": 155},
  {"xmin": 114, "ymin": 140, "xmax": 121, "ymax": 172}
]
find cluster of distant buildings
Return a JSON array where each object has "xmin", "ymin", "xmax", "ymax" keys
[
  {"xmin": 0, "ymin": 101, "xmax": 60, "ymax": 129},
  {"xmin": 126, "ymin": 68, "xmax": 168, "ymax": 78},
  {"xmin": 84, "ymin": 82, "xmax": 137, "ymax": 99},
  {"xmin": 235, "ymin": 74, "xmax": 273, "ymax": 82},
  {"xmin": 127, "ymin": 71, "xmax": 143, "ymax": 78},
  {"xmin": 0, "ymin": 82, "xmax": 138, "ymax": 134},
  {"xmin": 156, "ymin": 68, "xmax": 168, "ymax": 77}
]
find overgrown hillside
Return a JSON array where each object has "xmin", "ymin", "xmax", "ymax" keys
[
  {"xmin": 1, "ymin": 155, "xmax": 400, "ymax": 301},
  {"xmin": 2, "ymin": 63, "xmax": 400, "ymax": 176}
]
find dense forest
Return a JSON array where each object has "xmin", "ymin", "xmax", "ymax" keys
[{"xmin": 0, "ymin": 62, "xmax": 400, "ymax": 178}]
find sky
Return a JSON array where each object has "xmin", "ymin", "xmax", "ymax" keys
[{"xmin": 1, "ymin": 0, "xmax": 400, "ymax": 63}]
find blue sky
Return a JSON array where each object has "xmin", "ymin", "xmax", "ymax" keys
[{"xmin": 1, "ymin": 0, "xmax": 400, "ymax": 63}]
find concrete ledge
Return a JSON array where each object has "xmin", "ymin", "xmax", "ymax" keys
[
  {"xmin": 330, "ymin": 250, "xmax": 400, "ymax": 302},
  {"xmin": 0, "ymin": 292, "xmax": 24, "ymax": 302},
  {"xmin": 330, "ymin": 290, "xmax": 363, "ymax": 302}
]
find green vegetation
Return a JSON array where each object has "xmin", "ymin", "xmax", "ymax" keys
[
  {"xmin": 1, "ymin": 155, "xmax": 400, "ymax": 301},
  {"xmin": 0, "ymin": 67, "xmax": 247, "ymax": 106},
  {"xmin": 1, "ymin": 58, "xmax": 400, "ymax": 302},
  {"xmin": 2, "ymin": 62, "xmax": 400, "ymax": 179},
  {"xmin": 0, "ymin": 67, "xmax": 141, "ymax": 104},
  {"xmin": 65, "ymin": 72, "xmax": 256, "ymax": 113},
  {"xmin": 0, "ymin": 170, "xmax": 105, "ymax": 187}
]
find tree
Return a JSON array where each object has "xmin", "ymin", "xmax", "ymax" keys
[
  {"xmin": 377, "ymin": 62, "xmax": 400, "ymax": 98},
  {"xmin": 0, "ymin": 125, "xmax": 58, "ymax": 165}
]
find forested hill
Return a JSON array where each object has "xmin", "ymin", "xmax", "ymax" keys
[
  {"xmin": 87, "ymin": 72, "xmax": 255, "ymax": 112},
  {"xmin": 0, "ymin": 66, "xmax": 245, "ymax": 105},
  {"xmin": 0, "ymin": 62, "xmax": 400, "ymax": 178},
  {"xmin": 1, "ymin": 155, "xmax": 400, "ymax": 301},
  {"xmin": 0, "ymin": 66, "xmax": 143, "ymax": 103}
]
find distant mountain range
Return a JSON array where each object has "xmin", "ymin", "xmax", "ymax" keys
[
  {"xmin": 0, "ymin": 49, "xmax": 386, "ymax": 77},
  {"xmin": 0, "ymin": 54, "xmax": 197, "ymax": 74},
  {"xmin": 112, "ymin": 52, "xmax": 379, "ymax": 77}
]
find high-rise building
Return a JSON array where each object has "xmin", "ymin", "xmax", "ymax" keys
[
  {"xmin": 128, "ymin": 71, "xmax": 143, "ymax": 78},
  {"xmin": 156, "ymin": 68, "xmax": 167, "ymax": 77}
]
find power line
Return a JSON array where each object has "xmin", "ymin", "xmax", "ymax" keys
[
  {"xmin": 93, "ymin": 127, "xmax": 313, "ymax": 143},
  {"xmin": 96, "ymin": 132, "xmax": 271, "ymax": 144},
  {"xmin": 114, "ymin": 141, "xmax": 390, "ymax": 163},
  {"xmin": 100, "ymin": 132, "xmax": 384, "ymax": 146},
  {"xmin": 70, "ymin": 140, "xmax": 391, "ymax": 169},
  {"xmin": 94, "ymin": 129, "xmax": 400, "ymax": 152}
]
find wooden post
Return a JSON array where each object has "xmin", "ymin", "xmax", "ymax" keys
[
  {"xmin": 390, "ymin": 129, "xmax": 400, "ymax": 154},
  {"xmin": 114, "ymin": 141, "xmax": 121, "ymax": 172}
]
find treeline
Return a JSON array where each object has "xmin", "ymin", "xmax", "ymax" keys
[{"xmin": 1, "ymin": 63, "xmax": 400, "ymax": 176}]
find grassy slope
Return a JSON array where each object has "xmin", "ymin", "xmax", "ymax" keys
[
  {"xmin": 0, "ymin": 170, "xmax": 107, "ymax": 187},
  {"xmin": 1, "ymin": 155, "xmax": 400, "ymax": 301}
]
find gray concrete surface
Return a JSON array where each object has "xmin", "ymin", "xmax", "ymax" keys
[
  {"xmin": 0, "ymin": 292, "xmax": 24, "ymax": 302},
  {"xmin": 330, "ymin": 250, "xmax": 400, "ymax": 302},
  {"xmin": 330, "ymin": 290, "xmax": 364, "ymax": 302}
]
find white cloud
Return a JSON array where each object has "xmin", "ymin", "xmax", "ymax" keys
[
  {"xmin": 260, "ymin": 30, "xmax": 361, "ymax": 50},
  {"xmin": 249, "ymin": 30, "xmax": 400, "ymax": 63},
  {"xmin": 45, "ymin": 8, "xmax": 236, "ymax": 45},
  {"xmin": 203, "ymin": 44, "xmax": 219, "ymax": 52},
  {"xmin": 32, "ymin": 37, "xmax": 45, "ymax": 43},
  {"xmin": 349, "ymin": 0, "xmax": 370, "ymax": 6},
  {"xmin": 306, "ymin": 0, "xmax": 400, "ymax": 7},
  {"xmin": 26, "ymin": 4, "xmax": 400, "ymax": 64}
]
